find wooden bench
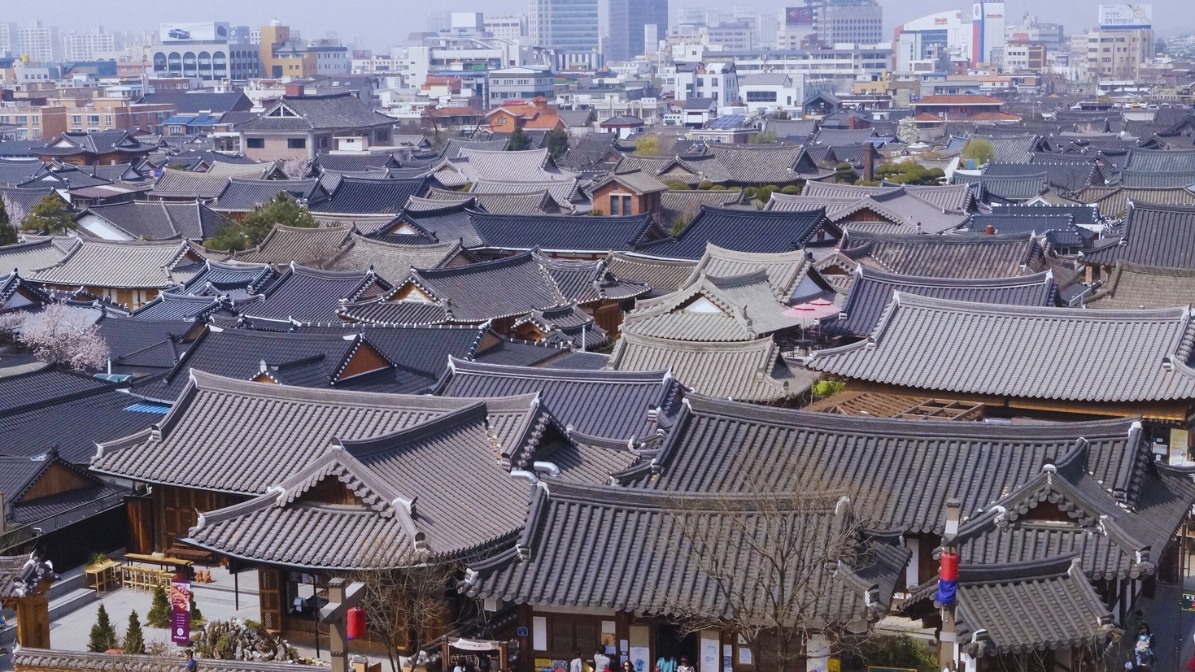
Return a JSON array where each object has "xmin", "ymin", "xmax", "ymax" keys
[{"xmin": 166, "ymin": 546, "xmax": 216, "ymax": 565}]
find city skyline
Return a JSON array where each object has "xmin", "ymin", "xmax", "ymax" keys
[{"xmin": 2, "ymin": 0, "xmax": 1193, "ymax": 52}]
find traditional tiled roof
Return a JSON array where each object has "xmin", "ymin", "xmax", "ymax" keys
[
  {"xmin": 701, "ymin": 144, "xmax": 817, "ymax": 183},
  {"xmin": 605, "ymin": 253, "xmax": 698, "ymax": 297},
  {"xmin": 315, "ymin": 153, "xmax": 399, "ymax": 173},
  {"xmin": 681, "ymin": 244, "xmax": 813, "ymax": 301},
  {"xmin": 769, "ymin": 188, "xmax": 969, "ymax": 235},
  {"xmin": 337, "ymin": 297, "xmax": 450, "ymax": 325},
  {"xmin": 833, "ymin": 266, "xmax": 1056, "ymax": 338},
  {"xmin": 131, "ymin": 293, "xmax": 234, "ymax": 321},
  {"xmin": 93, "ymin": 370, "xmax": 540, "ymax": 494},
  {"xmin": 635, "ymin": 206, "xmax": 831, "ymax": 260},
  {"xmin": 396, "ymin": 201, "xmax": 484, "ymax": 247},
  {"xmin": 96, "ymin": 314, "xmax": 195, "ymax": 369},
  {"xmin": 807, "ymin": 294, "xmax": 1195, "ymax": 405},
  {"xmin": 968, "ymin": 134, "xmax": 1041, "ymax": 164},
  {"xmin": 80, "ymin": 201, "xmax": 232, "ymax": 241},
  {"xmin": 435, "ymin": 358, "xmax": 678, "ymax": 441},
  {"xmin": 1085, "ymin": 261, "xmax": 1195, "ymax": 309},
  {"xmin": 1080, "ymin": 203, "xmax": 1195, "ymax": 268},
  {"xmin": 312, "ymin": 177, "xmax": 428, "ymax": 216},
  {"xmin": 330, "ymin": 234, "xmax": 460, "ymax": 283},
  {"xmin": 0, "ymin": 370, "xmax": 161, "ymax": 463},
  {"xmin": 1123, "ymin": 148, "xmax": 1195, "ymax": 173},
  {"xmin": 421, "ymin": 187, "xmax": 561, "ymax": 215},
  {"xmin": 621, "ymin": 395, "xmax": 1153, "ymax": 523},
  {"xmin": 983, "ymin": 203, "xmax": 1099, "ymax": 226},
  {"xmin": 965, "ymin": 213, "xmax": 1088, "ymax": 248},
  {"xmin": 811, "ymin": 127, "xmax": 877, "ymax": 146},
  {"xmin": 905, "ymin": 557, "xmax": 1113, "ymax": 658},
  {"xmin": 467, "ymin": 211, "xmax": 669, "ymax": 253},
  {"xmin": 213, "ymin": 178, "xmax": 329, "ymax": 213},
  {"xmin": 952, "ymin": 172, "xmax": 1048, "ymax": 202},
  {"xmin": 0, "ymin": 185, "xmax": 57, "ymax": 215},
  {"xmin": 803, "ymin": 181, "xmax": 975, "ymax": 213},
  {"xmin": 402, "ymin": 251, "xmax": 568, "ymax": 322},
  {"xmin": 242, "ymin": 263, "xmax": 389, "ymax": 322},
  {"xmin": 170, "ymin": 259, "xmax": 280, "ymax": 299},
  {"xmin": 237, "ymin": 93, "xmax": 395, "ymax": 132},
  {"xmin": 840, "ymin": 231, "xmax": 1043, "ymax": 279},
  {"xmin": 1067, "ymin": 185, "xmax": 1195, "ymax": 219},
  {"xmin": 0, "ymin": 271, "xmax": 53, "ymax": 310},
  {"xmin": 623, "ymin": 271, "xmax": 806, "ymax": 341},
  {"xmin": 148, "ymin": 168, "xmax": 228, "ymax": 200},
  {"xmin": 985, "ymin": 161, "xmax": 1097, "ymax": 193},
  {"xmin": 1119, "ymin": 169, "xmax": 1195, "ymax": 189},
  {"xmin": 471, "ymin": 179, "xmax": 580, "ymax": 209},
  {"xmin": 30, "ymin": 239, "xmax": 199, "ymax": 289},
  {"xmin": 434, "ymin": 147, "xmax": 570, "ymax": 184},
  {"xmin": 463, "ymin": 483, "xmax": 907, "ymax": 626},
  {"xmin": 231, "ymin": 224, "xmax": 353, "ymax": 266},
  {"xmin": 534, "ymin": 253, "xmax": 651, "ymax": 304},
  {"xmin": 513, "ymin": 303, "xmax": 608, "ymax": 350},
  {"xmin": 37, "ymin": 130, "xmax": 155, "ymax": 157},
  {"xmin": 0, "ymin": 237, "xmax": 78, "ymax": 277},
  {"xmin": 586, "ymin": 170, "xmax": 668, "ymax": 198},
  {"xmin": 657, "ymin": 189, "xmax": 743, "ymax": 229},
  {"xmin": 608, "ymin": 332, "xmax": 812, "ymax": 402}
]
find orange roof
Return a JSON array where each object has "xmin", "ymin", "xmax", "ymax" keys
[{"xmin": 916, "ymin": 95, "xmax": 1004, "ymax": 105}]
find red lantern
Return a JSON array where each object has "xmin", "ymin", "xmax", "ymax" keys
[
  {"xmin": 346, "ymin": 606, "xmax": 366, "ymax": 641},
  {"xmin": 939, "ymin": 551, "xmax": 959, "ymax": 582}
]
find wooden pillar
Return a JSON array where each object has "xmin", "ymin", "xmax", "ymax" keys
[{"xmin": 14, "ymin": 594, "xmax": 51, "ymax": 648}]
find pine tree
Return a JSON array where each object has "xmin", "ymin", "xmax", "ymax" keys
[
  {"xmin": 239, "ymin": 193, "xmax": 318, "ymax": 247},
  {"xmin": 147, "ymin": 585, "xmax": 170, "ymax": 627},
  {"xmin": 190, "ymin": 590, "xmax": 203, "ymax": 625},
  {"xmin": 20, "ymin": 194, "xmax": 75, "ymax": 235},
  {"xmin": 87, "ymin": 603, "xmax": 119, "ymax": 652},
  {"xmin": 123, "ymin": 610, "xmax": 146, "ymax": 654},
  {"xmin": 0, "ymin": 195, "xmax": 17, "ymax": 246},
  {"xmin": 507, "ymin": 126, "xmax": 530, "ymax": 151}
]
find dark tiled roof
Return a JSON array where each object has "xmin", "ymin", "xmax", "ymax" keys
[
  {"xmin": 623, "ymin": 271, "xmax": 805, "ymax": 342},
  {"xmin": 984, "ymin": 203, "xmax": 1099, "ymax": 226},
  {"xmin": 702, "ymin": 144, "xmax": 818, "ymax": 183},
  {"xmin": 315, "ymin": 153, "xmax": 399, "ymax": 173},
  {"xmin": 337, "ymin": 297, "xmax": 450, "ymax": 325},
  {"xmin": 1119, "ymin": 169, "xmax": 1195, "ymax": 189},
  {"xmin": 464, "ymin": 483, "xmax": 906, "ymax": 625},
  {"xmin": 535, "ymin": 253, "xmax": 650, "ymax": 303},
  {"xmin": 130, "ymin": 293, "xmax": 232, "ymax": 321},
  {"xmin": 400, "ymin": 201, "xmax": 483, "ymax": 248},
  {"xmin": 242, "ymin": 264, "xmax": 389, "ymax": 322},
  {"xmin": 985, "ymin": 162, "xmax": 1096, "ymax": 193},
  {"xmin": 13, "ymin": 648, "xmax": 325, "ymax": 672},
  {"xmin": 420, "ymin": 188, "xmax": 561, "ymax": 216},
  {"xmin": 1124, "ymin": 148, "xmax": 1195, "ymax": 173},
  {"xmin": 214, "ymin": 178, "xmax": 328, "ymax": 213},
  {"xmin": 404, "ymin": 251, "xmax": 567, "ymax": 322},
  {"xmin": 0, "ymin": 379, "xmax": 162, "ymax": 463},
  {"xmin": 622, "ymin": 395, "xmax": 1152, "ymax": 526},
  {"xmin": 93, "ymin": 370, "xmax": 540, "ymax": 494},
  {"xmin": 657, "ymin": 189, "xmax": 743, "ymax": 229},
  {"xmin": 1081, "ymin": 203, "xmax": 1195, "ymax": 268},
  {"xmin": 635, "ymin": 206, "xmax": 830, "ymax": 260},
  {"xmin": 80, "ymin": 201, "xmax": 232, "ymax": 241},
  {"xmin": 807, "ymin": 294, "xmax": 1195, "ymax": 404},
  {"xmin": 952, "ymin": 172, "xmax": 1047, "ymax": 202},
  {"xmin": 468, "ymin": 211, "xmax": 667, "ymax": 253},
  {"xmin": 140, "ymin": 92, "xmax": 252, "ymax": 114},
  {"xmin": 0, "ymin": 364, "xmax": 112, "ymax": 415},
  {"xmin": 313, "ymin": 177, "xmax": 427, "ymax": 215},
  {"xmin": 834, "ymin": 267, "xmax": 1056, "ymax": 338},
  {"xmin": 683, "ymin": 244, "xmax": 813, "ymax": 301},
  {"xmin": 436, "ymin": 358, "xmax": 678, "ymax": 440},
  {"xmin": 238, "ymin": 93, "xmax": 394, "ymax": 132},
  {"xmin": 96, "ymin": 315, "xmax": 195, "ymax": 369},
  {"xmin": 172, "ymin": 260, "xmax": 279, "ymax": 299},
  {"xmin": 1068, "ymin": 186, "xmax": 1195, "ymax": 219},
  {"xmin": 840, "ymin": 231, "xmax": 1043, "ymax": 278}
]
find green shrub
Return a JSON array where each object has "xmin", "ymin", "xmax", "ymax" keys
[
  {"xmin": 88, "ymin": 603, "xmax": 119, "ymax": 652},
  {"xmin": 696, "ymin": 180, "xmax": 714, "ymax": 190}
]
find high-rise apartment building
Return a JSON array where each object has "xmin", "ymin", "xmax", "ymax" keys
[
  {"xmin": 16, "ymin": 21, "xmax": 57, "ymax": 61},
  {"xmin": 814, "ymin": 0, "xmax": 882, "ymax": 45},
  {"xmin": 61, "ymin": 27, "xmax": 116, "ymax": 61},
  {"xmin": 607, "ymin": 0, "xmax": 669, "ymax": 61},
  {"xmin": 484, "ymin": 16, "xmax": 527, "ymax": 43},
  {"xmin": 529, "ymin": 0, "xmax": 599, "ymax": 66},
  {"xmin": 0, "ymin": 23, "xmax": 16, "ymax": 57}
]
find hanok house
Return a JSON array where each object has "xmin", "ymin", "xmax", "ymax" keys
[
  {"xmin": 461, "ymin": 484, "xmax": 908, "ymax": 672},
  {"xmin": 0, "ymin": 272, "xmax": 53, "ymax": 314},
  {"xmin": 89, "ymin": 370, "xmax": 554, "ymax": 638},
  {"xmin": 28, "ymin": 239, "xmax": 207, "ymax": 308},
  {"xmin": 0, "ymin": 450, "xmax": 128, "ymax": 569},
  {"xmin": 603, "ymin": 396, "xmax": 1193, "ymax": 671},
  {"xmin": 805, "ymin": 294, "xmax": 1195, "ymax": 445},
  {"xmin": 586, "ymin": 171, "xmax": 668, "ymax": 218},
  {"xmin": 35, "ymin": 129, "xmax": 158, "ymax": 166},
  {"xmin": 634, "ymin": 206, "xmax": 838, "ymax": 260}
]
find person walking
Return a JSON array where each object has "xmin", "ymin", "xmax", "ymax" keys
[
  {"xmin": 1135, "ymin": 623, "xmax": 1156, "ymax": 667},
  {"xmin": 183, "ymin": 649, "xmax": 198, "ymax": 672},
  {"xmin": 676, "ymin": 656, "xmax": 695, "ymax": 672}
]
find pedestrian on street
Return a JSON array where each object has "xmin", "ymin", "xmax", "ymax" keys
[
  {"xmin": 183, "ymin": 649, "xmax": 197, "ymax": 672},
  {"xmin": 1135, "ymin": 623, "xmax": 1156, "ymax": 667}
]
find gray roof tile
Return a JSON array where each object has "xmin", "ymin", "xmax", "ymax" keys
[
  {"xmin": 30, "ymin": 239, "xmax": 199, "ymax": 289},
  {"xmin": 840, "ymin": 231, "xmax": 1043, "ymax": 278}
]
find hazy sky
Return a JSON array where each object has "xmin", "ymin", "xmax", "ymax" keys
[{"xmin": 6, "ymin": 0, "xmax": 1193, "ymax": 51}]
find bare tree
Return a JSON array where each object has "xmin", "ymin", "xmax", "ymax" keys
[
  {"xmin": 663, "ymin": 491, "xmax": 880, "ymax": 672},
  {"xmin": 350, "ymin": 539, "xmax": 463, "ymax": 672},
  {"xmin": 3, "ymin": 303, "xmax": 110, "ymax": 371}
]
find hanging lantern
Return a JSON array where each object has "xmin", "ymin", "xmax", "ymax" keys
[
  {"xmin": 939, "ymin": 551, "xmax": 959, "ymax": 582},
  {"xmin": 346, "ymin": 606, "xmax": 366, "ymax": 640}
]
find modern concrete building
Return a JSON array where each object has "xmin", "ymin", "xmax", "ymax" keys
[
  {"xmin": 607, "ymin": 0, "xmax": 669, "ymax": 61},
  {"xmin": 152, "ymin": 21, "xmax": 259, "ymax": 82},
  {"xmin": 529, "ymin": 0, "xmax": 600, "ymax": 67},
  {"xmin": 894, "ymin": 10, "xmax": 971, "ymax": 74},
  {"xmin": 972, "ymin": 1, "xmax": 1007, "ymax": 66},
  {"xmin": 487, "ymin": 66, "xmax": 554, "ymax": 104},
  {"xmin": 61, "ymin": 27, "xmax": 116, "ymax": 61}
]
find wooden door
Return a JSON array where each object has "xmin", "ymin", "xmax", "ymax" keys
[
  {"xmin": 259, "ymin": 567, "xmax": 284, "ymax": 633},
  {"xmin": 125, "ymin": 495, "xmax": 154, "ymax": 554}
]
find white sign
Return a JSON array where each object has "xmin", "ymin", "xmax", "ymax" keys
[
  {"xmin": 1098, "ymin": 4, "xmax": 1152, "ymax": 29},
  {"xmin": 159, "ymin": 22, "xmax": 230, "ymax": 43}
]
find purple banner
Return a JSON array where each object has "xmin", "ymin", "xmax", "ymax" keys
[{"xmin": 171, "ymin": 578, "xmax": 192, "ymax": 645}]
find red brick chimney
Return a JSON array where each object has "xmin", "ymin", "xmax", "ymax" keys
[
  {"xmin": 285, "ymin": 83, "xmax": 305, "ymax": 97},
  {"xmin": 863, "ymin": 142, "xmax": 875, "ymax": 183}
]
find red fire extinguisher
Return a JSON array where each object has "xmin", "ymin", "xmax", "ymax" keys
[{"xmin": 346, "ymin": 606, "xmax": 366, "ymax": 641}]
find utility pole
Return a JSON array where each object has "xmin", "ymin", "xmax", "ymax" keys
[
  {"xmin": 320, "ymin": 578, "xmax": 365, "ymax": 672},
  {"xmin": 936, "ymin": 500, "xmax": 962, "ymax": 672}
]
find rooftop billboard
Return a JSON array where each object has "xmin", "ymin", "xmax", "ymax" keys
[
  {"xmin": 159, "ymin": 22, "xmax": 230, "ymax": 43},
  {"xmin": 1098, "ymin": 4, "xmax": 1152, "ymax": 29}
]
